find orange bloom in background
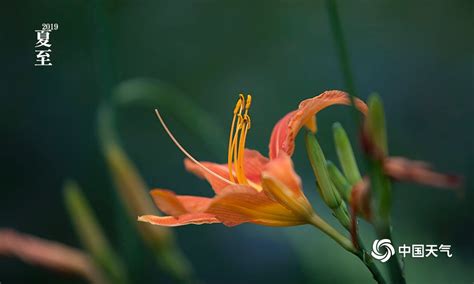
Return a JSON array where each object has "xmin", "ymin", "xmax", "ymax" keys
[{"xmin": 139, "ymin": 90, "xmax": 364, "ymax": 228}]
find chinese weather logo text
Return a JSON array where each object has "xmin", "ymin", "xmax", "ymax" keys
[
  {"xmin": 35, "ymin": 23, "xmax": 59, "ymax": 66},
  {"xmin": 371, "ymin": 239, "xmax": 452, "ymax": 263}
]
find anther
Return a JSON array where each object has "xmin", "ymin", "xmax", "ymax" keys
[
  {"xmin": 233, "ymin": 94, "xmax": 244, "ymax": 114},
  {"xmin": 245, "ymin": 95, "xmax": 252, "ymax": 110}
]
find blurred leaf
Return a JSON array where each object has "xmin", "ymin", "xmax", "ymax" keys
[
  {"xmin": 97, "ymin": 101, "xmax": 194, "ymax": 282},
  {"xmin": 113, "ymin": 78, "xmax": 226, "ymax": 156},
  {"xmin": 63, "ymin": 180, "xmax": 129, "ymax": 284}
]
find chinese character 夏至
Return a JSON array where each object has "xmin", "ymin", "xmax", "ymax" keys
[{"xmin": 35, "ymin": 25, "xmax": 57, "ymax": 67}]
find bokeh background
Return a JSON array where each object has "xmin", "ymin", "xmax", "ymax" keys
[{"xmin": 1, "ymin": 0, "xmax": 473, "ymax": 283}]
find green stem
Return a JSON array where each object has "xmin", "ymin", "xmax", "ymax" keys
[
  {"xmin": 378, "ymin": 228, "xmax": 406, "ymax": 284},
  {"xmin": 325, "ymin": 0, "xmax": 361, "ymax": 126},
  {"xmin": 325, "ymin": 0, "xmax": 356, "ymax": 97},
  {"xmin": 310, "ymin": 216, "xmax": 386, "ymax": 283},
  {"xmin": 325, "ymin": 2, "xmax": 403, "ymax": 283},
  {"xmin": 309, "ymin": 215, "xmax": 355, "ymax": 253},
  {"xmin": 354, "ymin": 236, "xmax": 387, "ymax": 284}
]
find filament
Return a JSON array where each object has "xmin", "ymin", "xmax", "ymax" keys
[{"xmin": 155, "ymin": 109, "xmax": 236, "ymax": 186}]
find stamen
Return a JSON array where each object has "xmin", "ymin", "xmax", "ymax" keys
[
  {"xmin": 227, "ymin": 95, "xmax": 244, "ymax": 182},
  {"xmin": 227, "ymin": 94, "xmax": 252, "ymax": 185},
  {"xmin": 155, "ymin": 109, "xmax": 236, "ymax": 186}
]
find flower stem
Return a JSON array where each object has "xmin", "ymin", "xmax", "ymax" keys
[
  {"xmin": 309, "ymin": 216, "xmax": 386, "ymax": 283},
  {"xmin": 309, "ymin": 215, "xmax": 355, "ymax": 253},
  {"xmin": 325, "ymin": 0, "xmax": 356, "ymax": 97},
  {"xmin": 377, "ymin": 227, "xmax": 406, "ymax": 284},
  {"xmin": 353, "ymin": 236, "xmax": 387, "ymax": 284}
]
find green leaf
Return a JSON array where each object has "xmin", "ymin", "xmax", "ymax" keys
[
  {"xmin": 97, "ymin": 79, "xmax": 203, "ymax": 281},
  {"xmin": 112, "ymin": 78, "xmax": 226, "ymax": 156}
]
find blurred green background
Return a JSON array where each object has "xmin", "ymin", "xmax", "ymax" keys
[{"xmin": 1, "ymin": 0, "xmax": 473, "ymax": 283}]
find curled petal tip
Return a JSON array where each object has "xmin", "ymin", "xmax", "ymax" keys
[{"xmin": 269, "ymin": 91, "xmax": 367, "ymax": 159}]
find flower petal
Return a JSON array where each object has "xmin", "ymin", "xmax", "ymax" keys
[
  {"xmin": 261, "ymin": 154, "xmax": 315, "ymax": 219},
  {"xmin": 183, "ymin": 159, "xmax": 231, "ymax": 194},
  {"xmin": 241, "ymin": 149, "xmax": 270, "ymax": 184},
  {"xmin": 138, "ymin": 213, "xmax": 221, "ymax": 227},
  {"xmin": 269, "ymin": 90, "xmax": 368, "ymax": 159},
  {"xmin": 262, "ymin": 153, "xmax": 302, "ymax": 195},
  {"xmin": 0, "ymin": 229, "xmax": 106, "ymax": 284},
  {"xmin": 269, "ymin": 111, "xmax": 295, "ymax": 160},
  {"xmin": 206, "ymin": 186, "xmax": 306, "ymax": 227},
  {"xmin": 184, "ymin": 149, "xmax": 269, "ymax": 193},
  {"xmin": 150, "ymin": 189, "xmax": 213, "ymax": 216}
]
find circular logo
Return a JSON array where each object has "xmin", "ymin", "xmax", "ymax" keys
[{"xmin": 371, "ymin": 239, "xmax": 395, "ymax": 263}]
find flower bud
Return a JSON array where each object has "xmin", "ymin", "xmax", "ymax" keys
[
  {"xmin": 305, "ymin": 133, "xmax": 342, "ymax": 209},
  {"xmin": 332, "ymin": 122, "xmax": 362, "ymax": 185}
]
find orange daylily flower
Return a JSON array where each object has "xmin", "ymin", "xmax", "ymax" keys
[{"xmin": 139, "ymin": 90, "xmax": 365, "ymax": 228}]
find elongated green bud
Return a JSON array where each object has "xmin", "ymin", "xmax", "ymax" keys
[
  {"xmin": 305, "ymin": 133, "xmax": 342, "ymax": 209},
  {"xmin": 366, "ymin": 94, "xmax": 388, "ymax": 156},
  {"xmin": 333, "ymin": 203, "xmax": 351, "ymax": 229},
  {"xmin": 333, "ymin": 122, "xmax": 362, "ymax": 185},
  {"xmin": 327, "ymin": 161, "xmax": 352, "ymax": 201}
]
